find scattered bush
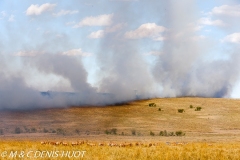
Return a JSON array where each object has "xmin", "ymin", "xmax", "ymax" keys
[
  {"xmin": 159, "ymin": 130, "xmax": 184, "ymax": 136},
  {"xmin": 149, "ymin": 103, "xmax": 156, "ymax": 107},
  {"xmin": 111, "ymin": 128, "xmax": 117, "ymax": 135},
  {"xmin": 158, "ymin": 108, "xmax": 162, "ymax": 111},
  {"xmin": 190, "ymin": 105, "xmax": 193, "ymax": 108},
  {"xmin": 0, "ymin": 129, "xmax": 3, "ymax": 135},
  {"xmin": 105, "ymin": 130, "xmax": 111, "ymax": 135},
  {"xmin": 105, "ymin": 128, "xmax": 117, "ymax": 135},
  {"xmin": 150, "ymin": 131, "xmax": 155, "ymax": 136},
  {"xmin": 31, "ymin": 128, "xmax": 37, "ymax": 133},
  {"xmin": 168, "ymin": 132, "xmax": 175, "ymax": 136},
  {"xmin": 51, "ymin": 130, "xmax": 56, "ymax": 133},
  {"xmin": 85, "ymin": 130, "xmax": 90, "ymax": 135},
  {"xmin": 195, "ymin": 107, "xmax": 202, "ymax": 111},
  {"xmin": 56, "ymin": 128, "xmax": 65, "ymax": 135},
  {"xmin": 24, "ymin": 126, "xmax": 30, "ymax": 133},
  {"xmin": 75, "ymin": 129, "xmax": 80, "ymax": 134},
  {"xmin": 14, "ymin": 127, "xmax": 21, "ymax": 134},
  {"xmin": 175, "ymin": 130, "xmax": 185, "ymax": 136},
  {"xmin": 178, "ymin": 109, "xmax": 185, "ymax": 113},
  {"xmin": 159, "ymin": 130, "xmax": 168, "ymax": 136},
  {"xmin": 131, "ymin": 129, "xmax": 136, "ymax": 136},
  {"xmin": 43, "ymin": 128, "xmax": 48, "ymax": 133}
]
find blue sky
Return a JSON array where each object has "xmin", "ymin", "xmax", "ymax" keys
[{"xmin": 1, "ymin": 0, "xmax": 240, "ymax": 101}]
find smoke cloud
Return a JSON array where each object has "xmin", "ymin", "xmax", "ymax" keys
[
  {"xmin": 152, "ymin": 0, "xmax": 240, "ymax": 97},
  {"xmin": 0, "ymin": 0, "xmax": 240, "ymax": 110}
]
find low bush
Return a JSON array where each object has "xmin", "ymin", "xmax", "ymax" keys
[
  {"xmin": 105, "ymin": 130, "xmax": 110, "ymax": 134},
  {"xmin": 159, "ymin": 130, "xmax": 168, "ymax": 136},
  {"xmin": 31, "ymin": 128, "xmax": 37, "ymax": 133},
  {"xmin": 131, "ymin": 129, "xmax": 136, "ymax": 136},
  {"xmin": 14, "ymin": 127, "xmax": 21, "ymax": 134},
  {"xmin": 168, "ymin": 132, "xmax": 175, "ymax": 136},
  {"xmin": 149, "ymin": 103, "xmax": 156, "ymax": 107},
  {"xmin": 43, "ymin": 128, "xmax": 48, "ymax": 133},
  {"xmin": 195, "ymin": 107, "xmax": 202, "ymax": 111},
  {"xmin": 150, "ymin": 131, "xmax": 155, "ymax": 136},
  {"xmin": 178, "ymin": 109, "xmax": 185, "ymax": 113},
  {"xmin": 105, "ymin": 128, "xmax": 117, "ymax": 135},
  {"xmin": 75, "ymin": 129, "xmax": 80, "ymax": 134},
  {"xmin": 175, "ymin": 130, "xmax": 185, "ymax": 136},
  {"xmin": 111, "ymin": 128, "xmax": 117, "ymax": 135},
  {"xmin": 56, "ymin": 128, "xmax": 65, "ymax": 135}
]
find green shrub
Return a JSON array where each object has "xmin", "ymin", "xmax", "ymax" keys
[
  {"xmin": 56, "ymin": 128, "xmax": 65, "ymax": 135},
  {"xmin": 105, "ymin": 128, "xmax": 117, "ymax": 135},
  {"xmin": 105, "ymin": 130, "xmax": 110, "ymax": 134},
  {"xmin": 75, "ymin": 129, "xmax": 80, "ymax": 134},
  {"xmin": 178, "ymin": 109, "xmax": 185, "ymax": 113},
  {"xmin": 175, "ymin": 130, "xmax": 185, "ymax": 136},
  {"xmin": 150, "ymin": 131, "xmax": 155, "ymax": 136},
  {"xmin": 158, "ymin": 108, "xmax": 162, "ymax": 111},
  {"xmin": 168, "ymin": 132, "xmax": 175, "ymax": 136},
  {"xmin": 14, "ymin": 127, "xmax": 21, "ymax": 134},
  {"xmin": 195, "ymin": 107, "xmax": 202, "ymax": 111},
  {"xmin": 149, "ymin": 103, "xmax": 156, "ymax": 107},
  {"xmin": 131, "ymin": 129, "xmax": 136, "ymax": 136},
  {"xmin": 159, "ymin": 130, "xmax": 168, "ymax": 136},
  {"xmin": 31, "ymin": 128, "xmax": 36, "ymax": 133},
  {"xmin": 190, "ymin": 105, "xmax": 193, "ymax": 108},
  {"xmin": 23, "ymin": 126, "xmax": 30, "ymax": 133},
  {"xmin": 43, "ymin": 128, "xmax": 48, "ymax": 133},
  {"xmin": 111, "ymin": 128, "xmax": 117, "ymax": 135},
  {"xmin": 159, "ymin": 131, "xmax": 164, "ymax": 136}
]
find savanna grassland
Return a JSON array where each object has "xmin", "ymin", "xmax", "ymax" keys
[
  {"xmin": 1, "ymin": 97, "xmax": 240, "ymax": 159},
  {"xmin": 1, "ymin": 141, "xmax": 240, "ymax": 160}
]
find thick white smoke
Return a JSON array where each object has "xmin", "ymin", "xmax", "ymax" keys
[
  {"xmin": 152, "ymin": 0, "xmax": 240, "ymax": 97},
  {"xmin": 0, "ymin": 0, "xmax": 240, "ymax": 110}
]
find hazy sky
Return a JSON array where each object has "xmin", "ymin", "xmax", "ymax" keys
[{"xmin": 1, "ymin": 0, "xmax": 240, "ymax": 109}]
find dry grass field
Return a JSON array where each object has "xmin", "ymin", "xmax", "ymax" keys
[
  {"xmin": 1, "ymin": 97, "xmax": 240, "ymax": 159},
  {"xmin": 0, "ymin": 141, "xmax": 240, "ymax": 160}
]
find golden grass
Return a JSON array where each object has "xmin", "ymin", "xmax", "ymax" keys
[
  {"xmin": 1, "ymin": 97, "xmax": 240, "ymax": 142},
  {"xmin": 1, "ymin": 98, "xmax": 240, "ymax": 159},
  {"xmin": 1, "ymin": 141, "xmax": 240, "ymax": 160}
]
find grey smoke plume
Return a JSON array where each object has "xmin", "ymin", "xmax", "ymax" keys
[
  {"xmin": 1, "ymin": 0, "xmax": 240, "ymax": 110},
  {"xmin": 152, "ymin": 0, "xmax": 240, "ymax": 97},
  {"xmin": 95, "ymin": 2, "xmax": 159, "ymax": 102}
]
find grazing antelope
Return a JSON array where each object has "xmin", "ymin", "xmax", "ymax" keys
[
  {"xmin": 87, "ymin": 143, "xmax": 96, "ymax": 147},
  {"xmin": 41, "ymin": 141, "xmax": 48, "ymax": 145},
  {"xmin": 112, "ymin": 143, "xmax": 119, "ymax": 147},
  {"xmin": 50, "ymin": 142, "xmax": 56, "ymax": 145},
  {"xmin": 78, "ymin": 141, "xmax": 84, "ymax": 145},
  {"xmin": 98, "ymin": 143, "xmax": 104, "ymax": 146},
  {"xmin": 124, "ymin": 143, "xmax": 133, "ymax": 147},
  {"xmin": 71, "ymin": 142, "xmax": 78, "ymax": 146},
  {"xmin": 171, "ymin": 142, "xmax": 177, "ymax": 146},
  {"xmin": 119, "ymin": 143, "xmax": 125, "ymax": 147},
  {"xmin": 166, "ymin": 142, "xmax": 170, "ymax": 145},
  {"xmin": 55, "ymin": 142, "xmax": 61, "ymax": 145},
  {"xmin": 177, "ymin": 142, "xmax": 183, "ymax": 146},
  {"xmin": 62, "ymin": 142, "xmax": 68, "ymax": 146}
]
